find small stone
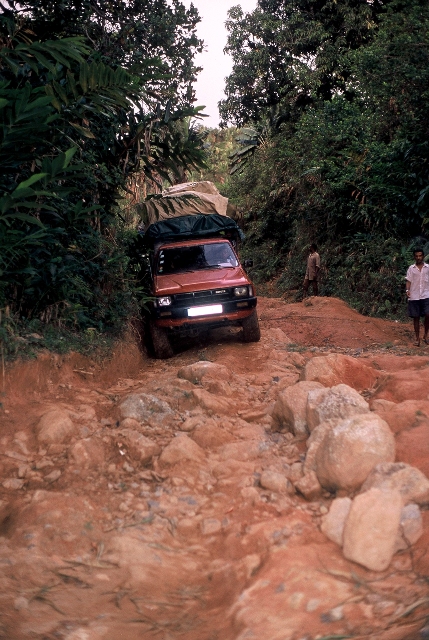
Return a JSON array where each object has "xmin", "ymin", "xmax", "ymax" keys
[
  {"xmin": 18, "ymin": 465, "xmax": 30, "ymax": 478},
  {"xmin": 123, "ymin": 462, "xmax": 134, "ymax": 473},
  {"xmin": 260, "ymin": 470, "xmax": 293, "ymax": 494},
  {"xmin": 44, "ymin": 470, "xmax": 61, "ymax": 483},
  {"xmin": 2, "ymin": 478, "xmax": 24, "ymax": 490},
  {"xmin": 306, "ymin": 598, "xmax": 320, "ymax": 612},
  {"xmin": 158, "ymin": 435, "xmax": 205, "ymax": 467},
  {"xmin": 35, "ymin": 458, "xmax": 54, "ymax": 470},
  {"xmin": 288, "ymin": 462, "xmax": 304, "ymax": 482},
  {"xmin": 192, "ymin": 388, "xmax": 235, "ymax": 415},
  {"xmin": 178, "ymin": 361, "xmax": 230, "ymax": 384},
  {"xmin": 118, "ymin": 429, "xmax": 161, "ymax": 465},
  {"xmin": 322, "ymin": 605, "xmax": 344, "ymax": 622},
  {"xmin": 201, "ymin": 518, "xmax": 222, "ymax": 535},
  {"xmin": 14, "ymin": 596, "xmax": 29, "ymax": 610},
  {"xmin": 119, "ymin": 502, "xmax": 130, "ymax": 512},
  {"xmin": 240, "ymin": 487, "xmax": 261, "ymax": 505},
  {"xmin": 48, "ymin": 444, "xmax": 65, "ymax": 455},
  {"xmin": 294, "ymin": 471, "xmax": 323, "ymax": 500},
  {"xmin": 69, "ymin": 438, "xmax": 105, "ymax": 469},
  {"xmin": 119, "ymin": 393, "xmax": 173, "ymax": 423},
  {"xmin": 320, "ymin": 497, "xmax": 352, "ymax": 546}
]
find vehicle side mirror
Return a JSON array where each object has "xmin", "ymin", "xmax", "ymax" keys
[{"xmin": 243, "ymin": 259, "xmax": 253, "ymax": 268}]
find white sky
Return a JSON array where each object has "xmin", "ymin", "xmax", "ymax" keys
[{"xmin": 183, "ymin": 1, "xmax": 258, "ymax": 127}]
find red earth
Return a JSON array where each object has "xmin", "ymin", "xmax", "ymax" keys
[{"xmin": 0, "ymin": 296, "xmax": 428, "ymax": 640}]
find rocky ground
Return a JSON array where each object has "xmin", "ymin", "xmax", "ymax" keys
[{"xmin": 1, "ymin": 296, "xmax": 429, "ymax": 640}]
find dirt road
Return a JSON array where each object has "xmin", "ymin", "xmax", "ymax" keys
[{"xmin": 0, "ymin": 297, "xmax": 428, "ymax": 640}]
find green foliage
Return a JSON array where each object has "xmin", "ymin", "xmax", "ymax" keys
[
  {"xmin": 223, "ymin": 0, "xmax": 429, "ymax": 319},
  {"xmin": 15, "ymin": 0, "xmax": 204, "ymax": 106},
  {"xmin": 0, "ymin": 3, "xmax": 206, "ymax": 345},
  {"xmin": 0, "ymin": 308, "xmax": 117, "ymax": 361},
  {"xmin": 220, "ymin": 0, "xmax": 385, "ymax": 127},
  {"xmin": 188, "ymin": 127, "xmax": 237, "ymax": 189}
]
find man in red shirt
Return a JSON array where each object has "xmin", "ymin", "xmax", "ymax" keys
[{"xmin": 405, "ymin": 248, "xmax": 429, "ymax": 346}]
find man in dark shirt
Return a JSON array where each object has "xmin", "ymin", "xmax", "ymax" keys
[{"xmin": 303, "ymin": 244, "xmax": 320, "ymax": 297}]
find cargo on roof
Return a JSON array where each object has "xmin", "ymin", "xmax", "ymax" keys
[{"xmin": 141, "ymin": 181, "xmax": 229, "ymax": 227}]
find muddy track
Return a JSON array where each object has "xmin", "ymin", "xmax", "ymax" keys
[{"xmin": 0, "ymin": 297, "xmax": 428, "ymax": 640}]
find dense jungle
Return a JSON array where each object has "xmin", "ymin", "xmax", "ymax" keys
[
  {"xmin": 2, "ymin": 3, "xmax": 429, "ymax": 640},
  {"xmin": 1, "ymin": 0, "xmax": 429, "ymax": 355}
]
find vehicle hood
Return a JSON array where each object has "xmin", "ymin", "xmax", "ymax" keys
[{"xmin": 154, "ymin": 267, "xmax": 251, "ymax": 295}]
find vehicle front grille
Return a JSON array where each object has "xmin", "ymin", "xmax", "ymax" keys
[{"xmin": 173, "ymin": 288, "xmax": 234, "ymax": 306}]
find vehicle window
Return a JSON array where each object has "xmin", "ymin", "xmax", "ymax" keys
[{"xmin": 157, "ymin": 243, "xmax": 238, "ymax": 274}]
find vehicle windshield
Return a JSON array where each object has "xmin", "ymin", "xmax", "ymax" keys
[{"xmin": 157, "ymin": 242, "xmax": 238, "ymax": 275}]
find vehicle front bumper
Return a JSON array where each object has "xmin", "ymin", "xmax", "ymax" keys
[{"xmin": 151, "ymin": 296, "xmax": 257, "ymax": 329}]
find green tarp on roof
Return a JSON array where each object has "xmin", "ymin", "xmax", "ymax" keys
[{"xmin": 142, "ymin": 214, "xmax": 244, "ymax": 246}]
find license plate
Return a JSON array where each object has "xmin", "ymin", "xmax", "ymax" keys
[{"xmin": 187, "ymin": 304, "xmax": 223, "ymax": 317}]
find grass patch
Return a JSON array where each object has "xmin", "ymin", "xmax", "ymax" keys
[
  {"xmin": 0, "ymin": 311, "xmax": 119, "ymax": 363},
  {"xmin": 285, "ymin": 343, "xmax": 307, "ymax": 353}
]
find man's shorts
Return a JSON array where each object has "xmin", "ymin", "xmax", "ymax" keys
[{"xmin": 408, "ymin": 298, "xmax": 429, "ymax": 318}]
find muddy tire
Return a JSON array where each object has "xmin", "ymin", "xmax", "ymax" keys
[
  {"xmin": 241, "ymin": 310, "xmax": 261, "ymax": 343},
  {"xmin": 149, "ymin": 320, "xmax": 174, "ymax": 359}
]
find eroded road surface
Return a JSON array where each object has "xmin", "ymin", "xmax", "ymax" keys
[{"xmin": 1, "ymin": 297, "xmax": 429, "ymax": 640}]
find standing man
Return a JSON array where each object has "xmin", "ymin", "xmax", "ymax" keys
[
  {"xmin": 303, "ymin": 244, "xmax": 321, "ymax": 297},
  {"xmin": 405, "ymin": 248, "xmax": 429, "ymax": 346}
]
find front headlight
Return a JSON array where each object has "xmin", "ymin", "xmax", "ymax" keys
[
  {"xmin": 234, "ymin": 286, "xmax": 248, "ymax": 297},
  {"xmin": 157, "ymin": 296, "xmax": 172, "ymax": 307}
]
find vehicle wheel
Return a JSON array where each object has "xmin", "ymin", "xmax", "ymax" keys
[
  {"xmin": 149, "ymin": 320, "xmax": 174, "ymax": 359},
  {"xmin": 241, "ymin": 310, "xmax": 261, "ymax": 343}
]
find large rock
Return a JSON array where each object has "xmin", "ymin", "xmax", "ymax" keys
[
  {"xmin": 68, "ymin": 438, "xmax": 105, "ymax": 469},
  {"xmin": 218, "ymin": 441, "xmax": 263, "ymax": 462},
  {"xmin": 191, "ymin": 424, "xmax": 235, "ymax": 449},
  {"xmin": 260, "ymin": 470, "xmax": 294, "ymax": 494},
  {"xmin": 372, "ymin": 399, "xmax": 429, "ymax": 434},
  {"xmin": 304, "ymin": 421, "xmax": 332, "ymax": 474},
  {"xmin": 158, "ymin": 435, "xmax": 205, "ymax": 468},
  {"xmin": 396, "ymin": 423, "xmax": 429, "ymax": 477},
  {"xmin": 313, "ymin": 413, "xmax": 395, "ymax": 492},
  {"xmin": 307, "ymin": 384, "xmax": 370, "ymax": 432},
  {"xmin": 191, "ymin": 388, "xmax": 235, "ymax": 415},
  {"xmin": 372, "ymin": 368, "xmax": 429, "ymax": 403},
  {"xmin": 343, "ymin": 488, "xmax": 402, "ymax": 571},
  {"xmin": 303, "ymin": 354, "xmax": 378, "ymax": 391},
  {"xmin": 320, "ymin": 497, "xmax": 352, "ymax": 546},
  {"xmin": 294, "ymin": 471, "xmax": 323, "ymax": 500},
  {"xmin": 118, "ymin": 429, "xmax": 161, "ymax": 465},
  {"xmin": 106, "ymin": 533, "xmax": 200, "ymax": 595},
  {"xmin": 394, "ymin": 503, "xmax": 423, "ymax": 552},
  {"xmin": 202, "ymin": 378, "xmax": 233, "ymax": 396},
  {"xmin": 119, "ymin": 393, "xmax": 173, "ymax": 424},
  {"xmin": 229, "ymin": 543, "xmax": 355, "ymax": 640},
  {"xmin": 36, "ymin": 409, "xmax": 75, "ymax": 444},
  {"xmin": 360, "ymin": 462, "xmax": 429, "ymax": 506},
  {"xmin": 178, "ymin": 361, "xmax": 231, "ymax": 384},
  {"xmin": 272, "ymin": 381, "xmax": 324, "ymax": 436}
]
